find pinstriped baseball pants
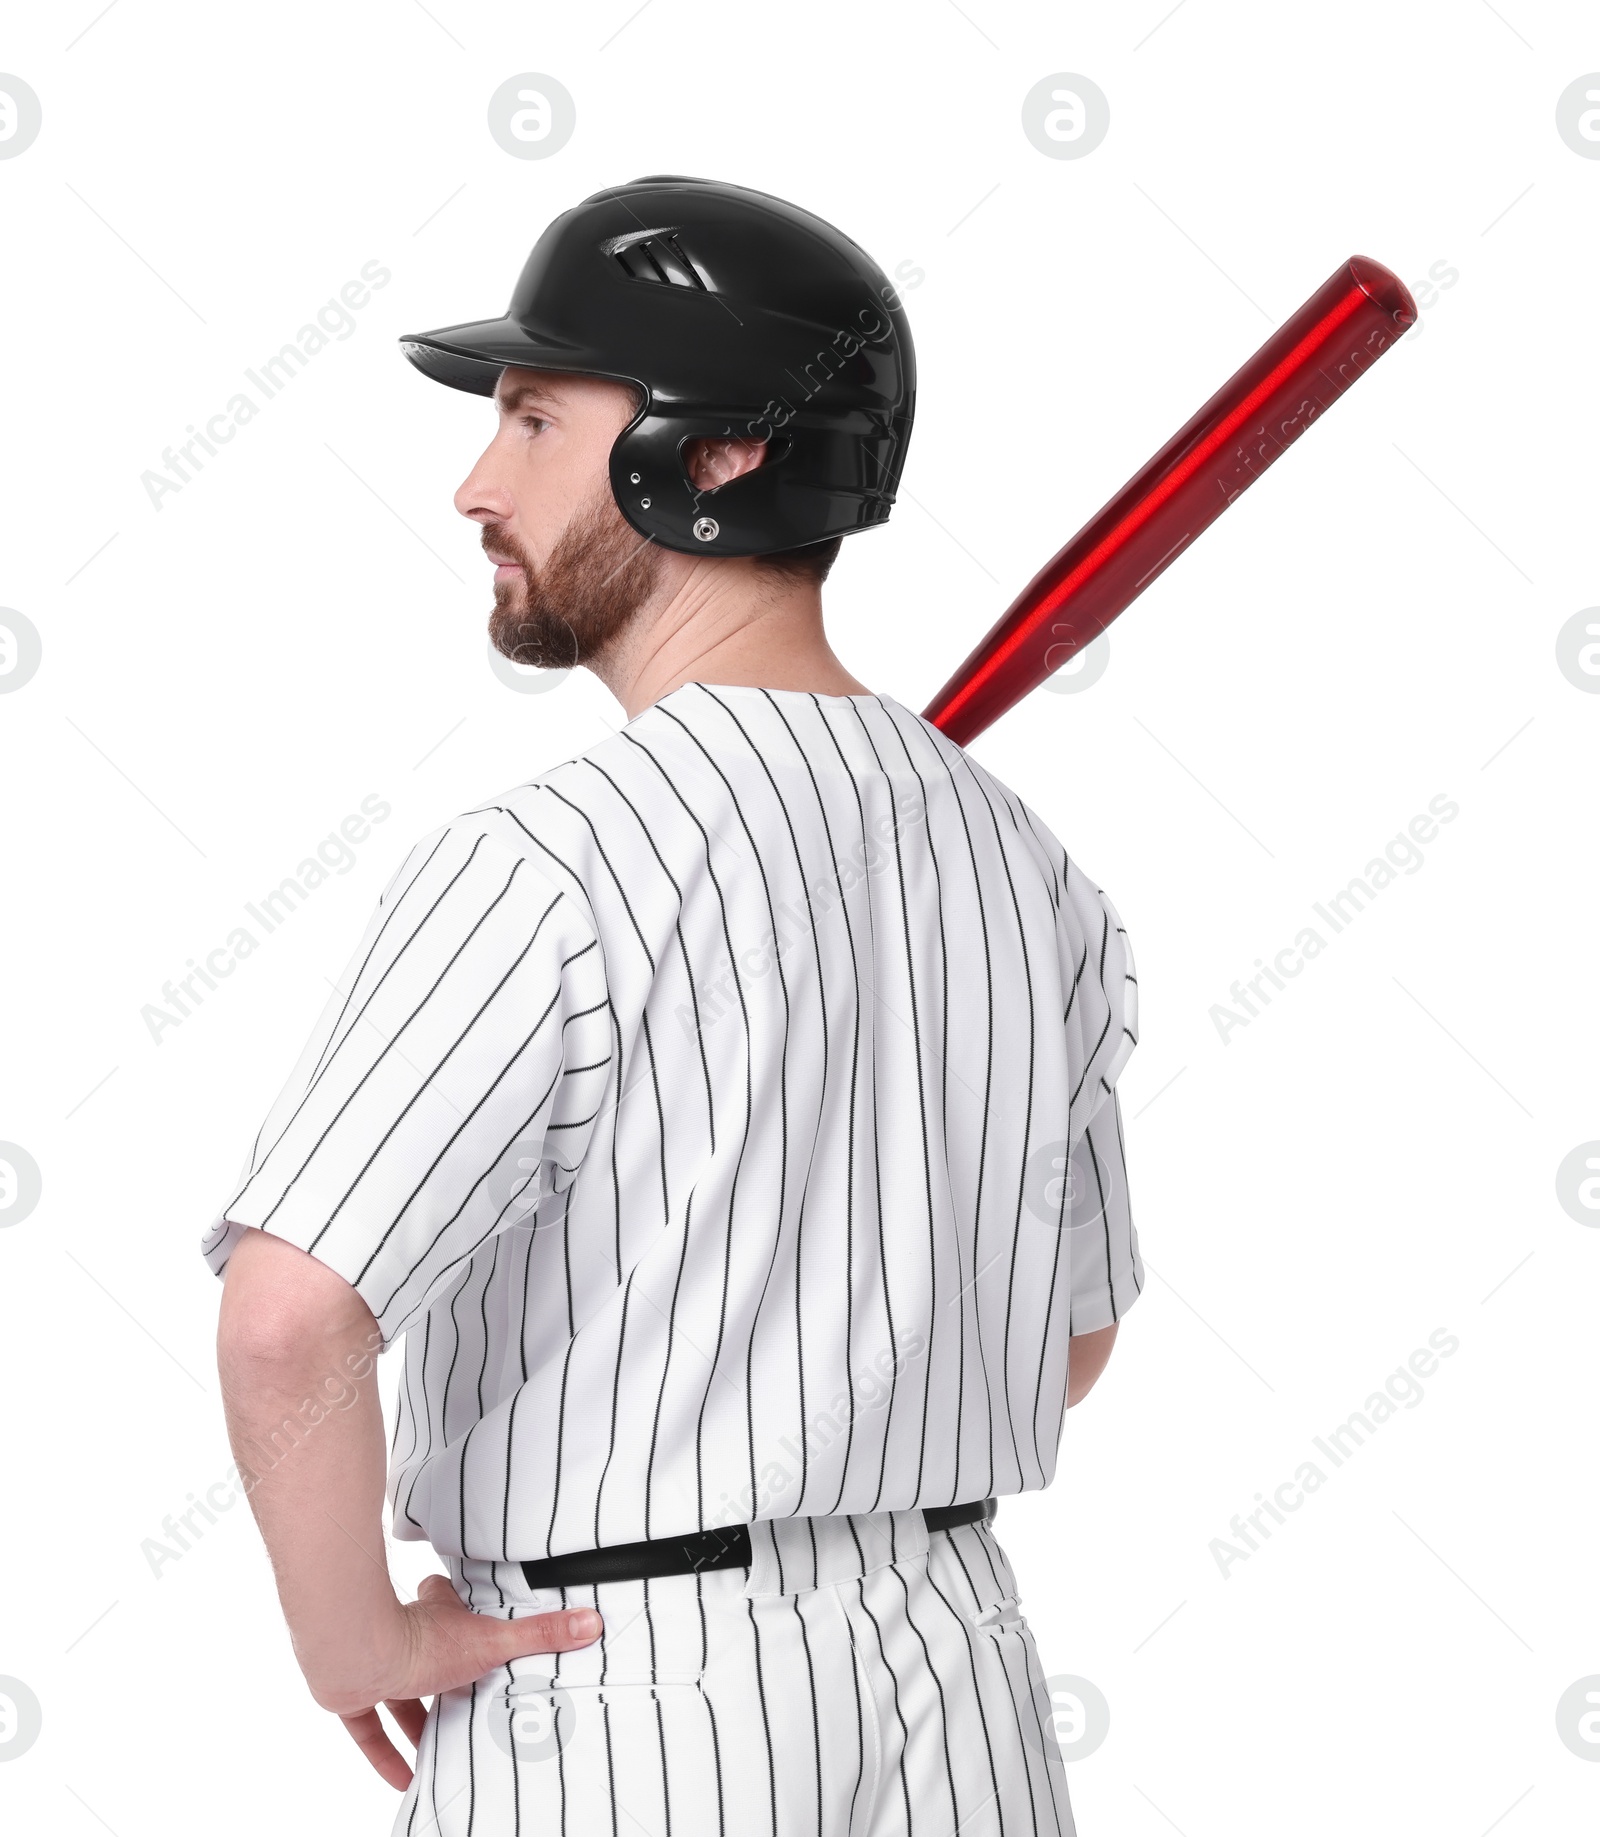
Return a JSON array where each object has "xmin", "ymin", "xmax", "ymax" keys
[{"xmin": 394, "ymin": 1507, "xmax": 1076, "ymax": 1837}]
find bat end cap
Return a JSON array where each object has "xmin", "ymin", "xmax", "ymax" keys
[{"xmin": 1347, "ymin": 254, "xmax": 1418, "ymax": 328}]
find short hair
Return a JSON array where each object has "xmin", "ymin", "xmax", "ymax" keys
[{"xmin": 750, "ymin": 537, "xmax": 844, "ymax": 588}]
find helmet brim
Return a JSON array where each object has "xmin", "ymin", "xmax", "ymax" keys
[{"xmin": 399, "ymin": 315, "xmax": 619, "ymax": 398}]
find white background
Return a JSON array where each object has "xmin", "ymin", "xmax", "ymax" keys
[{"xmin": 1, "ymin": 1, "xmax": 1595, "ymax": 1832}]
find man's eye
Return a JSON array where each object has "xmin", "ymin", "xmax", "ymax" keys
[{"xmin": 520, "ymin": 415, "xmax": 549, "ymax": 433}]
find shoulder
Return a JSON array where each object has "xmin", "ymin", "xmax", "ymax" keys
[
  {"xmin": 880, "ymin": 704, "xmax": 1039, "ymax": 819},
  {"xmin": 1003, "ymin": 787, "xmax": 1134, "ymax": 970},
  {"xmin": 891, "ymin": 715, "xmax": 1064, "ymax": 875},
  {"xmin": 919, "ymin": 733, "xmax": 1135, "ymax": 973},
  {"xmin": 382, "ymin": 728, "xmax": 647, "ymax": 939}
]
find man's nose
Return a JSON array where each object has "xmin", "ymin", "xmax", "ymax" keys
[{"xmin": 454, "ymin": 449, "xmax": 515, "ymax": 524}]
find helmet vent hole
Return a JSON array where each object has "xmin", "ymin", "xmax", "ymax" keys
[{"xmin": 607, "ymin": 231, "xmax": 710, "ymax": 291}]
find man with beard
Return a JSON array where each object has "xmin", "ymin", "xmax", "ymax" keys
[
  {"xmin": 205, "ymin": 177, "xmax": 1141, "ymax": 1837},
  {"xmin": 474, "ymin": 368, "xmax": 869, "ymax": 703}
]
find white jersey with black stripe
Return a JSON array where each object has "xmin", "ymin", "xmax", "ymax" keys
[{"xmin": 203, "ymin": 682, "xmax": 1141, "ymax": 1562}]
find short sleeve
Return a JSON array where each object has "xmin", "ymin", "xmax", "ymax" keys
[
  {"xmin": 201, "ymin": 816, "xmax": 612, "ymax": 1347},
  {"xmin": 1054, "ymin": 854, "xmax": 1141, "ymax": 1332},
  {"xmin": 1066, "ymin": 1085, "xmax": 1144, "ymax": 1333},
  {"xmin": 1055, "ymin": 855, "xmax": 1137, "ymax": 1137}
]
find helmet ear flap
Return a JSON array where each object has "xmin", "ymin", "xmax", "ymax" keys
[{"xmin": 609, "ymin": 415, "xmax": 800, "ymax": 557}]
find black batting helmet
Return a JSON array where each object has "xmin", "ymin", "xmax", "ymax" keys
[{"xmin": 399, "ymin": 175, "xmax": 916, "ymax": 558}]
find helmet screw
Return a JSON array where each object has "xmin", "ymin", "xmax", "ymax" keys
[
  {"xmin": 640, "ymin": 497, "xmax": 652, "ymax": 508},
  {"xmin": 693, "ymin": 517, "xmax": 719, "ymax": 542},
  {"xmin": 629, "ymin": 473, "xmax": 641, "ymax": 484}
]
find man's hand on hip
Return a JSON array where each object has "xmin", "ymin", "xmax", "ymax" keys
[
  {"xmin": 329, "ymin": 1576, "xmax": 603, "ymax": 1790},
  {"xmin": 215, "ymin": 1226, "xmax": 605, "ymax": 1791}
]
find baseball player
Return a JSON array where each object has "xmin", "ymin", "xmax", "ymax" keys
[{"xmin": 206, "ymin": 176, "xmax": 1142, "ymax": 1837}]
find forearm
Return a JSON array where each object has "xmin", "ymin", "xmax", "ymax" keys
[{"xmin": 217, "ymin": 1227, "xmax": 397, "ymax": 1709}]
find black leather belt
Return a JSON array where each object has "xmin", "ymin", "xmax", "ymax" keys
[{"xmin": 520, "ymin": 1497, "xmax": 996, "ymax": 1591}]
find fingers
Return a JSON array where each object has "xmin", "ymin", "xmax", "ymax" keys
[
  {"xmin": 415, "ymin": 1573, "xmax": 603, "ymax": 1659},
  {"xmin": 339, "ymin": 1707, "xmax": 415, "ymax": 1792},
  {"xmin": 494, "ymin": 1606, "xmax": 603, "ymax": 1666},
  {"xmin": 386, "ymin": 1696, "xmax": 429, "ymax": 1748},
  {"xmin": 397, "ymin": 1577, "xmax": 605, "ymax": 1700}
]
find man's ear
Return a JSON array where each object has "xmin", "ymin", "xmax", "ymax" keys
[{"xmin": 682, "ymin": 435, "xmax": 768, "ymax": 492}]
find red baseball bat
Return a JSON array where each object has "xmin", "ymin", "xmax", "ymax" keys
[{"xmin": 922, "ymin": 255, "xmax": 1418, "ymax": 745}]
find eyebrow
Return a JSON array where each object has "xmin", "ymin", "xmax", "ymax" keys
[{"xmin": 496, "ymin": 379, "xmax": 566, "ymax": 412}]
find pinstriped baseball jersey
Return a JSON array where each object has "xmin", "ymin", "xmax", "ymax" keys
[{"xmin": 202, "ymin": 682, "xmax": 1141, "ymax": 1562}]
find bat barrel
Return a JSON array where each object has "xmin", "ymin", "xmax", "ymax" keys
[{"xmin": 922, "ymin": 255, "xmax": 1418, "ymax": 745}]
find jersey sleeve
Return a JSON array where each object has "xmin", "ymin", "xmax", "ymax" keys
[
  {"xmin": 1065, "ymin": 1084, "xmax": 1144, "ymax": 1333},
  {"xmin": 1055, "ymin": 856, "xmax": 1142, "ymax": 1333},
  {"xmin": 201, "ymin": 814, "xmax": 612, "ymax": 1349}
]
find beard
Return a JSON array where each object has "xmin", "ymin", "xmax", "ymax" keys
[{"xmin": 487, "ymin": 487, "xmax": 664, "ymax": 673}]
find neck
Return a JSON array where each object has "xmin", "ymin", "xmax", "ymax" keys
[{"xmin": 586, "ymin": 560, "xmax": 871, "ymax": 721}]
